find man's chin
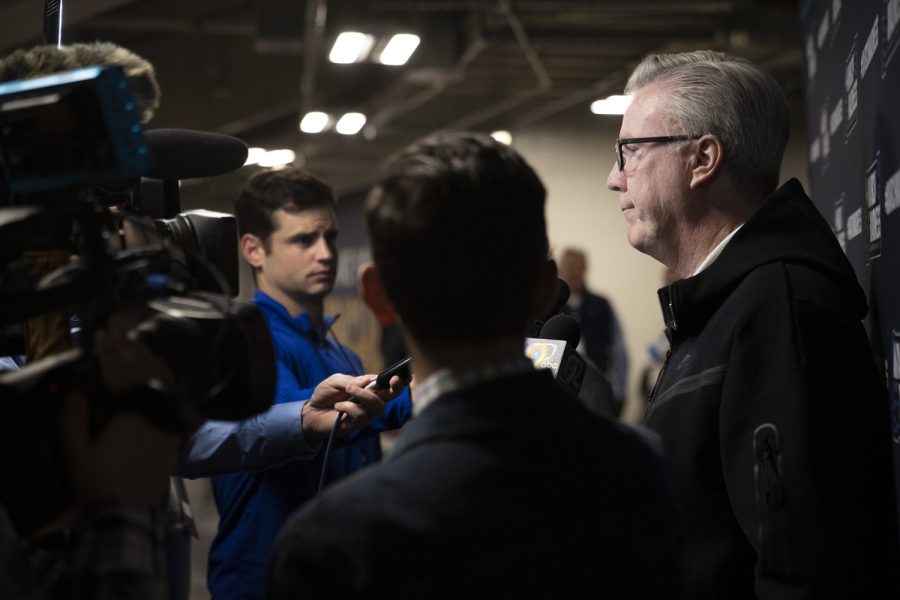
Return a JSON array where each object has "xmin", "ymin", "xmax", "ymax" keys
[
  {"xmin": 626, "ymin": 228, "xmax": 646, "ymax": 252},
  {"xmin": 311, "ymin": 281, "xmax": 336, "ymax": 297}
]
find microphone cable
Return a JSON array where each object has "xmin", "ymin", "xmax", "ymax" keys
[
  {"xmin": 316, "ymin": 410, "xmax": 346, "ymax": 498},
  {"xmin": 315, "ymin": 320, "xmax": 366, "ymax": 498}
]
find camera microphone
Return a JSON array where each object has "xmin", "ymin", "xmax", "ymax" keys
[{"xmin": 143, "ymin": 129, "xmax": 249, "ymax": 181}]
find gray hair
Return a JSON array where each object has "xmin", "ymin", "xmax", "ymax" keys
[{"xmin": 625, "ymin": 50, "xmax": 790, "ymax": 196}]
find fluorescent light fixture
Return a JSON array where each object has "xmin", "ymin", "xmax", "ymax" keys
[
  {"xmin": 257, "ymin": 149, "xmax": 296, "ymax": 168},
  {"xmin": 490, "ymin": 130, "xmax": 512, "ymax": 145},
  {"xmin": 244, "ymin": 147, "xmax": 268, "ymax": 166},
  {"xmin": 335, "ymin": 112, "xmax": 367, "ymax": 135},
  {"xmin": 299, "ymin": 111, "xmax": 330, "ymax": 133},
  {"xmin": 329, "ymin": 32, "xmax": 375, "ymax": 64},
  {"xmin": 590, "ymin": 94, "xmax": 632, "ymax": 115},
  {"xmin": 378, "ymin": 33, "xmax": 421, "ymax": 66}
]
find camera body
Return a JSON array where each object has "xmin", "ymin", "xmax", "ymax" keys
[{"xmin": 0, "ymin": 64, "xmax": 275, "ymax": 534}]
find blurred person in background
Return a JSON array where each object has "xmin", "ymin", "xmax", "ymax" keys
[{"xmin": 557, "ymin": 246, "xmax": 629, "ymax": 417}]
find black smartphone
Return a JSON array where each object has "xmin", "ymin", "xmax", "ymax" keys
[{"xmin": 365, "ymin": 356, "xmax": 412, "ymax": 391}]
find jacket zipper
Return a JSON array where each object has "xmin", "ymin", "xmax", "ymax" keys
[
  {"xmin": 660, "ymin": 283, "xmax": 678, "ymax": 331},
  {"xmin": 647, "ymin": 284, "xmax": 677, "ymax": 413},
  {"xmin": 647, "ymin": 347, "xmax": 672, "ymax": 412}
]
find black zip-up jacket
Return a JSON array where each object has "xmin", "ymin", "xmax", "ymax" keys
[{"xmin": 646, "ymin": 179, "xmax": 900, "ymax": 599}]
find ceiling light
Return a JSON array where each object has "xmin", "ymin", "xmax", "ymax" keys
[
  {"xmin": 590, "ymin": 94, "xmax": 632, "ymax": 115},
  {"xmin": 335, "ymin": 112, "xmax": 367, "ymax": 135},
  {"xmin": 490, "ymin": 130, "xmax": 512, "ymax": 145},
  {"xmin": 378, "ymin": 33, "xmax": 421, "ymax": 66},
  {"xmin": 244, "ymin": 147, "xmax": 268, "ymax": 166},
  {"xmin": 329, "ymin": 32, "xmax": 374, "ymax": 64},
  {"xmin": 299, "ymin": 111, "xmax": 330, "ymax": 133},
  {"xmin": 257, "ymin": 149, "xmax": 296, "ymax": 168}
]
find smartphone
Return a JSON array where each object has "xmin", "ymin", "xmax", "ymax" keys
[{"xmin": 365, "ymin": 356, "xmax": 412, "ymax": 391}]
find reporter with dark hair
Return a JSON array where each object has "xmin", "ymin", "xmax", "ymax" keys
[
  {"xmin": 268, "ymin": 131, "xmax": 682, "ymax": 598},
  {"xmin": 193, "ymin": 166, "xmax": 412, "ymax": 600}
]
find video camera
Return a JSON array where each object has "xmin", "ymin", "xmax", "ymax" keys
[{"xmin": 0, "ymin": 64, "xmax": 276, "ymax": 534}]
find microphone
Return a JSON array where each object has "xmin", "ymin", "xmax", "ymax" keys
[
  {"xmin": 524, "ymin": 313, "xmax": 586, "ymax": 396},
  {"xmin": 143, "ymin": 129, "xmax": 249, "ymax": 180}
]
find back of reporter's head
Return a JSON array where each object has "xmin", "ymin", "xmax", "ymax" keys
[{"xmin": 366, "ymin": 131, "xmax": 548, "ymax": 345}]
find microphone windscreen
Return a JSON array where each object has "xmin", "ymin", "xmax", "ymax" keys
[
  {"xmin": 144, "ymin": 129, "xmax": 248, "ymax": 180},
  {"xmin": 540, "ymin": 313, "xmax": 581, "ymax": 348}
]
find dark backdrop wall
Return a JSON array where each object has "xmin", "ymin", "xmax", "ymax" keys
[{"xmin": 799, "ymin": 0, "xmax": 900, "ymax": 522}]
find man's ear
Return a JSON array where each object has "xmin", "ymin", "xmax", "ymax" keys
[
  {"xmin": 359, "ymin": 261, "xmax": 398, "ymax": 326},
  {"xmin": 528, "ymin": 259, "xmax": 558, "ymax": 321},
  {"xmin": 240, "ymin": 233, "xmax": 266, "ymax": 269},
  {"xmin": 689, "ymin": 134, "xmax": 725, "ymax": 190}
]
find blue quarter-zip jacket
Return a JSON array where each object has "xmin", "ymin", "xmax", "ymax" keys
[{"xmin": 207, "ymin": 290, "xmax": 412, "ymax": 599}]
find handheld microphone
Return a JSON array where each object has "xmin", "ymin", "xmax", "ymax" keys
[{"xmin": 525, "ymin": 313, "xmax": 586, "ymax": 396}]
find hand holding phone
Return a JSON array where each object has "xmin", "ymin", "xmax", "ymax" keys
[{"xmin": 364, "ymin": 356, "xmax": 412, "ymax": 392}]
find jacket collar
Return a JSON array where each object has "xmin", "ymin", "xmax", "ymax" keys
[
  {"xmin": 387, "ymin": 369, "xmax": 558, "ymax": 459},
  {"xmin": 253, "ymin": 289, "xmax": 338, "ymax": 341},
  {"xmin": 658, "ymin": 179, "xmax": 866, "ymax": 338}
]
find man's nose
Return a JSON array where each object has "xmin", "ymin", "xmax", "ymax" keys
[
  {"xmin": 606, "ymin": 163, "xmax": 625, "ymax": 192},
  {"xmin": 315, "ymin": 237, "xmax": 335, "ymax": 259}
]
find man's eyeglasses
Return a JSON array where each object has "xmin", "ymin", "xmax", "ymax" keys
[{"xmin": 614, "ymin": 135, "xmax": 701, "ymax": 171}]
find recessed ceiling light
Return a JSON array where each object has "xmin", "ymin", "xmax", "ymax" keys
[
  {"xmin": 329, "ymin": 32, "xmax": 375, "ymax": 64},
  {"xmin": 378, "ymin": 33, "xmax": 421, "ymax": 66},
  {"xmin": 490, "ymin": 130, "xmax": 512, "ymax": 145},
  {"xmin": 590, "ymin": 94, "xmax": 632, "ymax": 115},
  {"xmin": 335, "ymin": 112, "xmax": 367, "ymax": 135},
  {"xmin": 299, "ymin": 111, "xmax": 330, "ymax": 133}
]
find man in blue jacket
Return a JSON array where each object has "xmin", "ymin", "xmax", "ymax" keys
[{"xmin": 204, "ymin": 167, "xmax": 413, "ymax": 599}]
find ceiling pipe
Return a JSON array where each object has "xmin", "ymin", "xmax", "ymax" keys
[
  {"xmin": 498, "ymin": 0, "xmax": 551, "ymax": 90},
  {"xmin": 300, "ymin": 0, "xmax": 328, "ymax": 114},
  {"xmin": 437, "ymin": 0, "xmax": 551, "ymax": 132},
  {"xmin": 367, "ymin": 15, "xmax": 487, "ymax": 131}
]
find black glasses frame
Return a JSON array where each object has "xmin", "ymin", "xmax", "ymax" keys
[{"xmin": 614, "ymin": 135, "xmax": 701, "ymax": 171}]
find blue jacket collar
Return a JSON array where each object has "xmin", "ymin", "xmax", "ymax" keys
[{"xmin": 253, "ymin": 289, "xmax": 338, "ymax": 340}]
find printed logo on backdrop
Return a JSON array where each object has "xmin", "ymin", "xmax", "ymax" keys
[
  {"xmin": 829, "ymin": 95, "xmax": 844, "ymax": 146},
  {"xmin": 813, "ymin": 100, "xmax": 832, "ymax": 175},
  {"xmin": 817, "ymin": 7, "xmax": 831, "ymax": 51},
  {"xmin": 862, "ymin": 15, "xmax": 880, "ymax": 79},
  {"xmin": 844, "ymin": 39, "xmax": 858, "ymax": 137},
  {"xmin": 834, "ymin": 194, "xmax": 847, "ymax": 252},
  {"xmin": 886, "ymin": 164, "xmax": 900, "ymax": 219},
  {"xmin": 830, "ymin": 0, "xmax": 843, "ymax": 42},
  {"xmin": 806, "ymin": 32, "xmax": 818, "ymax": 80},
  {"xmin": 846, "ymin": 202, "xmax": 863, "ymax": 246},
  {"xmin": 865, "ymin": 155, "xmax": 882, "ymax": 262},
  {"xmin": 887, "ymin": 0, "xmax": 900, "ymax": 67},
  {"xmin": 891, "ymin": 330, "xmax": 900, "ymax": 443}
]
